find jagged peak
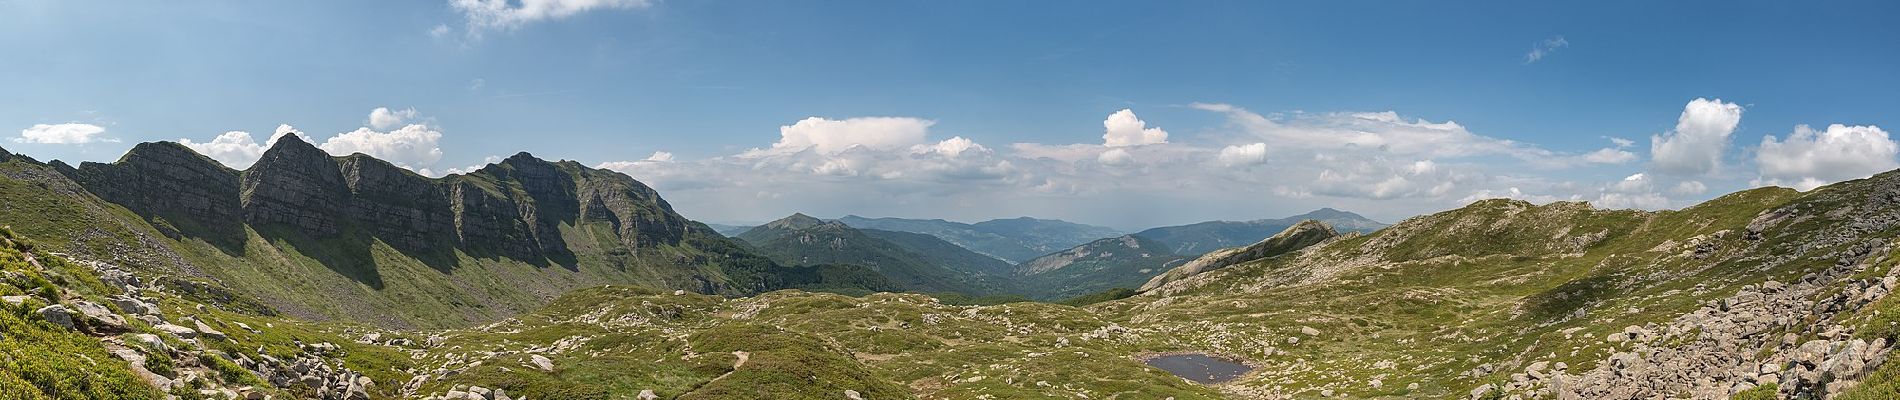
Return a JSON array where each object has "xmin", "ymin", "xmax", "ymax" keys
[{"xmin": 252, "ymin": 133, "xmax": 332, "ymax": 168}]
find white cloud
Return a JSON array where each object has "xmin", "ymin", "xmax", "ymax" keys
[
  {"xmin": 1102, "ymin": 109, "xmax": 1168, "ymax": 147},
  {"xmin": 1217, "ymin": 143, "xmax": 1267, "ymax": 166},
  {"xmin": 910, "ymin": 136, "xmax": 988, "ymax": 158},
  {"xmin": 321, "ymin": 124, "xmax": 445, "ymax": 170},
  {"xmin": 176, "ymin": 109, "xmax": 446, "ymax": 173},
  {"xmin": 450, "ymin": 0, "xmax": 653, "ymax": 34},
  {"xmin": 428, "ymin": 24, "xmax": 451, "ymax": 38},
  {"xmin": 16, "ymin": 123, "xmax": 112, "ymax": 144},
  {"xmin": 177, "ymin": 128, "xmax": 295, "ymax": 169},
  {"xmin": 1755, "ymin": 124, "xmax": 1898, "ymax": 190},
  {"xmin": 591, "ymin": 98, "xmax": 1841, "ymax": 225},
  {"xmin": 1671, "ymin": 180, "xmax": 1707, "ymax": 195},
  {"xmin": 1650, "ymin": 98, "xmax": 1742, "ymax": 176},
  {"xmin": 1525, "ymin": 36, "xmax": 1569, "ymax": 64},
  {"xmin": 644, "ymin": 151, "xmax": 674, "ymax": 162},
  {"xmin": 1097, "ymin": 148, "xmax": 1134, "ymax": 166},
  {"xmin": 1582, "ymin": 148, "xmax": 1637, "ymax": 164},
  {"xmin": 368, "ymin": 107, "xmax": 419, "ymax": 130},
  {"xmin": 443, "ymin": 155, "xmax": 505, "ymax": 176},
  {"xmin": 754, "ymin": 116, "xmax": 933, "ymax": 155}
]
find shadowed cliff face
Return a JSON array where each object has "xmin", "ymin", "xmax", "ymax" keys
[
  {"xmin": 71, "ymin": 137, "xmax": 706, "ymax": 275},
  {"xmin": 71, "ymin": 142, "xmax": 247, "ymax": 252},
  {"xmin": 38, "ymin": 138, "xmax": 775, "ymax": 327},
  {"xmin": 240, "ymin": 135, "xmax": 352, "ymax": 236}
]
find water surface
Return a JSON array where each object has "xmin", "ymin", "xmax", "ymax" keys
[{"xmin": 1144, "ymin": 353, "xmax": 1252, "ymax": 384}]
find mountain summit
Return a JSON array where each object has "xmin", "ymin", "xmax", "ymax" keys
[{"xmin": 14, "ymin": 140, "xmax": 789, "ymax": 328}]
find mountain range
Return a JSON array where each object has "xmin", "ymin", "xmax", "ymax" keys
[
  {"xmin": 833, "ymin": 215, "xmax": 1122, "ymax": 263},
  {"xmin": 8, "ymin": 140, "xmax": 1900, "ymax": 399},
  {"xmin": 1, "ymin": 137, "xmax": 794, "ymax": 328}
]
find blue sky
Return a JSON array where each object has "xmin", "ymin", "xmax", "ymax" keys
[{"xmin": 3, "ymin": 1, "xmax": 1897, "ymax": 229}]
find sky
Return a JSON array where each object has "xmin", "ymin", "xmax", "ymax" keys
[{"xmin": 3, "ymin": 1, "xmax": 1898, "ymax": 230}]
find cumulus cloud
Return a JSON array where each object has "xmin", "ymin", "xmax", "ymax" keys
[
  {"xmin": 1525, "ymin": 36, "xmax": 1569, "ymax": 64},
  {"xmin": 1097, "ymin": 148, "xmax": 1134, "ymax": 166},
  {"xmin": 177, "ymin": 125, "xmax": 298, "ymax": 169},
  {"xmin": 1217, "ymin": 143, "xmax": 1267, "ymax": 166},
  {"xmin": 1102, "ymin": 109, "xmax": 1168, "ymax": 147},
  {"xmin": 320, "ymin": 124, "xmax": 446, "ymax": 170},
  {"xmin": 1651, "ymin": 98, "xmax": 1742, "ymax": 176},
  {"xmin": 592, "ymin": 99, "xmax": 1817, "ymax": 225},
  {"xmin": 368, "ymin": 107, "xmax": 419, "ymax": 130},
  {"xmin": 910, "ymin": 136, "xmax": 988, "ymax": 158},
  {"xmin": 442, "ymin": 155, "xmax": 504, "ymax": 176},
  {"xmin": 450, "ymin": 0, "xmax": 653, "ymax": 34},
  {"xmin": 1671, "ymin": 180, "xmax": 1707, "ymax": 196},
  {"xmin": 754, "ymin": 117, "xmax": 933, "ymax": 155},
  {"xmin": 174, "ymin": 109, "xmax": 446, "ymax": 174},
  {"xmin": 16, "ymin": 123, "xmax": 112, "ymax": 144},
  {"xmin": 1755, "ymin": 124, "xmax": 1899, "ymax": 190}
]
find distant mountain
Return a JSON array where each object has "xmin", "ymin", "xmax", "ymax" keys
[
  {"xmin": 705, "ymin": 223, "xmax": 755, "ymax": 237},
  {"xmin": 736, "ymin": 214, "xmax": 1004, "ymax": 295},
  {"xmin": 1134, "ymin": 208, "xmax": 1386, "ymax": 256},
  {"xmin": 860, "ymin": 228, "xmax": 1015, "ymax": 276},
  {"xmin": 1009, "ymin": 235, "xmax": 1187, "ymax": 300},
  {"xmin": 836, "ymin": 215, "xmax": 1122, "ymax": 263}
]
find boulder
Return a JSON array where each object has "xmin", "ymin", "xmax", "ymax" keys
[
  {"xmin": 193, "ymin": 318, "xmax": 227, "ymax": 340},
  {"xmin": 130, "ymin": 333, "xmax": 169, "ymax": 353},
  {"xmin": 107, "ymin": 295, "xmax": 153, "ymax": 315},
  {"xmin": 70, "ymin": 300, "xmax": 128, "ymax": 331},
  {"xmin": 154, "ymin": 323, "xmax": 198, "ymax": 339},
  {"xmin": 36, "ymin": 304, "xmax": 75, "ymax": 329},
  {"xmin": 530, "ymin": 354, "xmax": 554, "ymax": 372}
]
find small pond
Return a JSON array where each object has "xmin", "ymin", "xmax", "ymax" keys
[{"xmin": 1143, "ymin": 353, "xmax": 1253, "ymax": 384}]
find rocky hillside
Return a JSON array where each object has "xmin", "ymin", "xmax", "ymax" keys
[
  {"xmin": 736, "ymin": 214, "xmax": 1007, "ymax": 297},
  {"xmin": 2, "ymin": 139, "xmax": 792, "ymax": 328},
  {"xmin": 17, "ymin": 141, "xmax": 1900, "ymax": 399},
  {"xmin": 1134, "ymin": 208, "xmax": 1386, "ymax": 256},
  {"xmin": 1011, "ymin": 235, "xmax": 1188, "ymax": 300},
  {"xmin": 1137, "ymin": 219, "xmax": 1339, "ymax": 291}
]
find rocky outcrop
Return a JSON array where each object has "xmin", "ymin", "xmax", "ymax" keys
[
  {"xmin": 337, "ymin": 155, "xmax": 455, "ymax": 252},
  {"xmin": 71, "ymin": 139, "xmax": 707, "ymax": 267},
  {"xmin": 240, "ymin": 134, "xmax": 351, "ymax": 236},
  {"xmin": 71, "ymin": 142, "xmax": 244, "ymax": 239},
  {"xmin": 1138, "ymin": 220, "xmax": 1337, "ymax": 292}
]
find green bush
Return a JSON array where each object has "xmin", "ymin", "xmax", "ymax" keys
[{"xmin": 1732, "ymin": 382, "xmax": 1778, "ymax": 400}]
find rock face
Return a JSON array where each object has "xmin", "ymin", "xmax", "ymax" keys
[
  {"xmin": 240, "ymin": 135, "xmax": 352, "ymax": 236},
  {"xmin": 1138, "ymin": 219, "xmax": 1338, "ymax": 292},
  {"xmin": 72, "ymin": 138, "xmax": 704, "ymax": 267},
  {"xmin": 49, "ymin": 138, "xmax": 778, "ymax": 327},
  {"xmin": 1003, "ymin": 234, "xmax": 1187, "ymax": 300},
  {"xmin": 71, "ymin": 142, "xmax": 245, "ymax": 244}
]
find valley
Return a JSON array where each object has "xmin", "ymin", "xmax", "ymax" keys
[{"xmin": 6, "ymin": 140, "xmax": 1900, "ymax": 399}]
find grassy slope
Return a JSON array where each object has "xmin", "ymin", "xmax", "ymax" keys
[
  {"xmin": 1095, "ymin": 187, "xmax": 1846, "ymax": 397},
  {"xmin": 3, "ymin": 151, "xmax": 784, "ymax": 329}
]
